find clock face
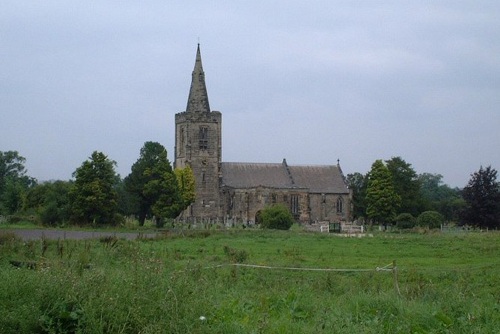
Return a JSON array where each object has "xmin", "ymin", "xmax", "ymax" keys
[{"xmin": 201, "ymin": 159, "xmax": 208, "ymax": 166}]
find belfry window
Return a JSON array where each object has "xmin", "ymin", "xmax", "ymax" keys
[
  {"xmin": 290, "ymin": 195, "xmax": 299, "ymax": 216},
  {"xmin": 199, "ymin": 126, "xmax": 208, "ymax": 150},
  {"xmin": 179, "ymin": 127, "xmax": 185, "ymax": 154},
  {"xmin": 336, "ymin": 197, "xmax": 343, "ymax": 213}
]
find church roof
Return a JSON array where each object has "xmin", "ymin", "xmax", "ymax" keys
[
  {"xmin": 221, "ymin": 162, "xmax": 295, "ymax": 189},
  {"xmin": 186, "ymin": 44, "xmax": 211, "ymax": 113},
  {"xmin": 221, "ymin": 160, "xmax": 349, "ymax": 194},
  {"xmin": 287, "ymin": 165, "xmax": 349, "ymax": 193}
]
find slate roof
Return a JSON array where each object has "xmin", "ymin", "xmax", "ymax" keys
[
  {"xmin": 221, "ymin": 161, "xmax": 349, "ymax": 194},
  {"xmin": 287, "ymin": 165, "xmax": 349, "ymax": 193},
  {"xmin": 220, "ymin": 162, "xmax": 295, "ymax": 189}
]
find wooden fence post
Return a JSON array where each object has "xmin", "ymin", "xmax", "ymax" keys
[{"xmin": 393, "ymin": 260, "xmax": 401, "ymax": 296}]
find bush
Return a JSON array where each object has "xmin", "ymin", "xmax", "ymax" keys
[
  {"xmin": 40, "ymin": 202, "xmax": 61, "ymax": 226},
  {"xmin": 395, "ymin": 213, "xmax": 416, "ymax": 229},
  {"xmin": 223, "ymin": 245, "xmax": 249, "ymax": 263},
  {"xmin": 417, "ymin": 211, "xmax": 444, "ymax": 229},
  {"xmin": 260, "ymin": 204, "xmax": 294, "ymax": 230},
  {"xmin": 0, "ymin": 232, "xmax": 19, "ymax": 245}
]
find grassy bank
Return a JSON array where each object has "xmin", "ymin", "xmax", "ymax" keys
[{"xmin": 1, "ymin": 230, "xmax": 499, "ymax": 333}]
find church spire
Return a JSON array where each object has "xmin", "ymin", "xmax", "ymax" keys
[{"xmin": 186, "ymin": 44, "xmax": 211, "ymax": 113}]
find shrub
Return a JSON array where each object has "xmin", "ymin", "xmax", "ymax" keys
[
  {"xmin": 223, "ymin": 245, "xmax": 249, "ymax": 263},
  {"xmin": 417, "ymin": 211, "xmax": 444, "ymax": 229},
  {"xmin": 38, "ymin": 300, "xmax": 83, "ymax": 333},
  {"xmin": 0, "ymin": 232, "xmax": 19, "ymax": 245},
  {"xmin": 260, "ymin": 204, "xmax": 294, "ymax": 230},
  {"xmin": 395, "ymin": 213, "xmax": 416, "ymax": 229},
  {"xmin": 40, "ymin": 202, "xmax": 60, "ymax": 226}
]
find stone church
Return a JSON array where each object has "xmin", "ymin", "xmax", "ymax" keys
[{"xmin": 174, "ymin": 45, "xmax": 351, "ymax": 225}]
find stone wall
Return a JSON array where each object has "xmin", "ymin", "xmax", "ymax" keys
[{"xmin": 175, "ymin": 110, "xmax": 222, "ymax": 219}]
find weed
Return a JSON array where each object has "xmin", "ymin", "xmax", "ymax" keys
[
  {"xmin": 0, "ymin": 232, "xmax": 19, "ymax": 245},
  {"xmin": 99, "ymin": 235, "xmax": 119, "ymax": 249},
  {"xmin": 38, "ymin": 300, "xmax": 83, "ymax": 334},
  {"xmin": 223, "ymin": 245, "xmax": 249, "ymax": 263},
  {"xmin": 0, "ymin": 231, "xmax": 499, "ymax": 332}
]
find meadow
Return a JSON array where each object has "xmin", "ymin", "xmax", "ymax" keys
[{"xmin": 0, "ymin": 228, "xmax": 499, "ymax": 333}]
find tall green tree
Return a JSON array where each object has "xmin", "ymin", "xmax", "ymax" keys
[
  {"xmin": 418, "ymin": 173, "xmax": 464, "ymax": 221},
  {"xmin": 124, "ymin": 142, "xmax": 181, "ymax": 226},
  {"xmin": 25, "ymin": 180, "xmax": 72, "ymax": 225},
  {"xmin": 385, "ymin": 156, "xmax": 422, "ymax": 216},
  {"xmin": 174, "ymin": 166, "xmax": 196, "ymax": 210},
  {"xmin": 1, "ymin": 178, "xmax": 26, "ymax": 214},
  {"xmin": 366, "ymin": 160, "xmax": 401, "ymax": 226},
  {"xmin": 69, "ymin": 151, "xmax": 119, "ymax": 225},
  {"xmin": 115, "ymin": 178, "xmax": 138, "ymax": 217},
  {"xmin": 0, "ymin": 151, "xmax": 36, "ymax": 214},
  {"xmin": 346, "ymin": 172, "xmax": 368, "ymax": 220},
  {"xmin": 146, "ymin": 166, "xmax": 181, "ymax": 226},
  {"xmin": 461, "ymin": 166, "xmax": 500, "ymax": 229}
]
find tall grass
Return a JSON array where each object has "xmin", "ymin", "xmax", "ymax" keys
[{"xmin": 0, "ymin": 230, "xmax": 499, "ymax": 333}]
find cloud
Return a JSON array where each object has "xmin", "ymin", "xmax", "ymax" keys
[{"xmin": 1, "ymin": 1, "xmax": 499, "ymax": 187}]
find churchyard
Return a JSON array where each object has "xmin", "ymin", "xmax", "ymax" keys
[{"xmin": 1, "ymin": 228, "xmax": 499, "ymax": 333}]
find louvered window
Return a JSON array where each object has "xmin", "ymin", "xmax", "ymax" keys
[{"xmin": 199, "ymin": 126, "xmax": 208, "ymax": 150}]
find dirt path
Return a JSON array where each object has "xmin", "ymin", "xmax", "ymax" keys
[{"xmin": 2, "ymin": 229, "xmax": 158, "ymax": 241}]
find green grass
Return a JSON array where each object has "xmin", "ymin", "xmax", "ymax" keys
[
  {"xmin": 1, "ymin": 229, "xmax": 499, "ymax": 333},
  {"xmin": 0, "ymin": 220, "xmax": 40, "ymax": 229}
]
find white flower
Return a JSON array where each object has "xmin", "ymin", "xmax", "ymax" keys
[{"xmin": 199, "ymin": 316, "xmax": 207, "ymax": 321}]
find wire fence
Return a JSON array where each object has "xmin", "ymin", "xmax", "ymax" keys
[
  {"xmin": 203, "ymin": 262, "xmax": 395, "ymax": 273},
  {"xmin": 198, "ymin": 260, "xmax": 402, "ymax": 296}
]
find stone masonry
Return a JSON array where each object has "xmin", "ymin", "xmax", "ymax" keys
[{"xmin": 174, "ymin": 45, "xmax": 351, "ymax": 224}]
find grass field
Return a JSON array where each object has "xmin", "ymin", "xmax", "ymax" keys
[{"xmin": 1, "ymin": 228, "xmax": 499, "ymax": 333}]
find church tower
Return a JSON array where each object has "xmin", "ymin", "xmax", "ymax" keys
[{"xmin": 175, "ymin": 45, "xmax": 222, "ymax": 221}]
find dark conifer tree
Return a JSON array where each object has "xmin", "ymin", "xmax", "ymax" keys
[{"xmin": 461, "ymin": 166, "xmax": 500, "ymax": 229}]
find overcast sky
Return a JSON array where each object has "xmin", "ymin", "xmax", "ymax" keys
[{"xmin": 2, "ymin": 1, "xmax": 499, "ymax": 188}]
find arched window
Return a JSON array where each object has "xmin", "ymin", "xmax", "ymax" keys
[{"xmin": 336, "ymin": 197, "xmax": 343, "ymax": 213}]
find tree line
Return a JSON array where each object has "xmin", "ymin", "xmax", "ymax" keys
[
  {"xmin": 1, "ymin": 150, "xmax": 498, "ymax": 229},
  {"xmin": 0, "ymin": 142, "xmax": 195, "ymax": 227},
  {"xmin": 348, "ymin": 157, "xmax": 499, "ymax": 229}
]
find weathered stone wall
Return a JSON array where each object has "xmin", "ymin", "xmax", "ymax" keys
[
  {"xmin": 220, "ymin": 187, "xmax": 313, "ymax": 224},
  {"xmin": 308, "ymin": 193, "xmax": 350, "ymax": 223},
  {"xmin": 175, "ymin": 110, "xmax": 222, "ymax": 219}
]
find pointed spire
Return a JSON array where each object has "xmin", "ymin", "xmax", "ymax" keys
[{"xmin": 186, "ymin": 44, "xmax": 211, "ymax": 113}]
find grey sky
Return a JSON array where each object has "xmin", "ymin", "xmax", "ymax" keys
[{"xmin": 1, "ymin": 1, "xmax": 499, "ymax": 188}]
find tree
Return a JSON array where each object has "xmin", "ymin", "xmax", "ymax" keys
[
  {"xmin": 417, "ymin": 211, "xmax": 444, "ymax": 229},
  {"xmin": 346, "ymin": 172, "xmax": 368, "ymax": 220},
  {"xmin": 395, "ymin": 213, "xmax": 416, "ymax": 229},
  {"xmin": 69, "ymin": 151, "xmax": 119, "ymax": 225},
  {"xmin": 365, "ymin": 160, "xmax": 401, "ymax": 226},
  {"xmin": 0, "ymin": 151, "xmax": 37, "ymax": 215},
  {"xmin": 25, "ymin": 180, "xmax": 72, "ymax": 225},
  {"xmin": 147, "ymin": 168, "xmax": 181, "ymax": 227},
  {"xmin": 115, "ymin": 178, "xmax": 138, "ymax": 217},
  {"xmin": 385, "ymin": 157, "xmax": 422, "ymax": 216},
  {"xmin": 124, "ymin": 142, "xmax": 181, "ymax": 226},
  {"xmin": 418, "ymin": 173, "xmax": 464, "ymax": 221},
  {"xmin": 1, "ymin": 178, "xmax": 25, "ymax": 214},
  {"xmin": 461, "ymin": 166, "xmax": 500, "ymax": 229},
  {"xmin": 174, "ymin": 166, "xmax": 196, "ymax": 211},
  {"xmin": 260, "ymin": 204, "xmax": 294, "ymax": 230}
]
